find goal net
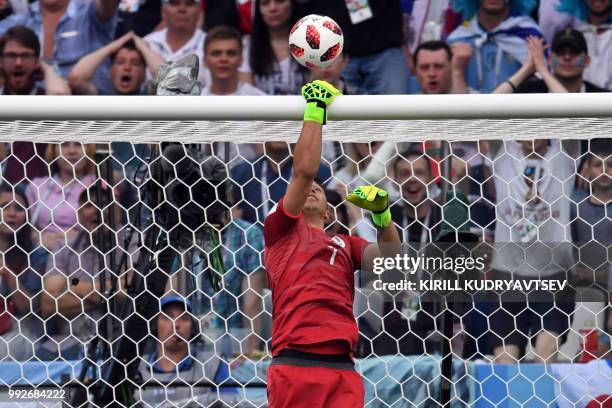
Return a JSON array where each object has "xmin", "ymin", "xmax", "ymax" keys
[{"xmin": 0, "ymin": 94, "xmax": 610, "ymax": 408}]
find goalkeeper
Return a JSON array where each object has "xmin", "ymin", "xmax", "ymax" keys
[{"xmin": 263, "ymin": 80, "xmax": 401, "ymax": 407}]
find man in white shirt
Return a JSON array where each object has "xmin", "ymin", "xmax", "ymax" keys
[
  {"xmin": 144, "ymin": 0, "xmax": 203, "ymax": 64},
  {"xmin": 200, "ymin": 25, "xmax": 264, "ymax": 96},
  {"xmin": 490, "ymin": 139, "xmax": 575, "ymax": 363},
  {"xmin": 145, "ymin": 0, "xmax": 250, "ymax": 85},
  {"xmin": 200, "ymin": 26, "xmax": 264, "ymax": 164}
]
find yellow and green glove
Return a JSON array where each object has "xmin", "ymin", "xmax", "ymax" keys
[
  {"xmin": 301, "ymin": 80, "xmax": 341, "ymax": 125},
  {"xmin": 346, "ymin": 186, "xmax": 392, "ymax": 228}
]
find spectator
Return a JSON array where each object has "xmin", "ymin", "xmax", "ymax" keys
[
  {"xmin": 144, "ymin": 0, "xmax": 250, "ymax": 86},
  {"xmin": 390, "ymin": 150, "xmax": 443, "ymax": 243},
  {"xmin": 570, "ymin": 139, "xmax": 611, "ymax": 351},
  {"xmin": 194, "ymin": 208, "xmax": 266, "ymax": 355},
  {"xmin": 330, "ymin": 142, "xmax": 383, "ymax": 196},
  {"xmin": 138, "ymin": 295, "xmax": 231, "ymax": 406},
  {"xmin": 297, "ymin": 0, "xmax": 411, "ymax": 95},
  {"xmin": 411, "ymin": 40, "xmax": 492, "ymax": 228},
  {"xmin": 69, "ymin": 31, "xmax": 164, "ymax": 95},
  {"xmin": 201, "ymin": 25, "xmax": 265, "ymax": 96},
  {"xmin": 25, "ymin": 143, "xmax": 96, "ymax": 251},
  {"xmin": 495, "ymin": 28, "xmax": 608, "ymax": 93},
  {"xmin": 413, "ymin": 40, "xmax": 472, "ymax": 94},
  {"xmin": 307, "ymin": 52, "xmax": 352, "ymax": 94},
  {"xmin": 448, "ymin": 0, "xmax": 543, "ymax": 94},
  {"xmin": 540, "ymin": 0, "xmax": 612, "ymax": 90},
  {"xmin": 0, "ymin": 0, "xmax": 120, "ymax": 95},
  {"xmin": 398, "ymin": 41, "xmax": 496, "ymax": 237},
  {"xmin": 250, "ymin": 0, "xmax": 306, "ymax": 95},
  {"xmin": 490, "ymin": 140, "xmax": 575, "ymax": 363},
  {"xmin": 0, "ymin": 184, "xmax": 44, "ymax": 361},
  {"xmin": 144, "ymin": 0, "xmax": 203, "ymax": 64},
  {"xmin": 328, "ymin": 142, "xmax": 385, "ymax": 241},
  {"xmin": 203, "ymin": 0, "xmax": 252, "ymax": 35},
  {"xmin": 39, "ymin": 182, "xmax": 137, "ymax": 359},
  {"xmin": 362, "ymin": 150, "xmax": 442, "ymax": 356},
  {"xmin": 230, "ymin": 142, "xmax": 331, "ymax": 224},
  {"xmin": 198, "ymin": 27, "xmax": 264, "ymax": 166},
  {"xmin": 0, "ymin": 26, "xmax": 68, "ymax": 189},
  {"xmin": 115, "ymin": 0, "xmax": 162, "ymax": 37},
  {"xmin": 0, "ymin": 26, "xmax": 70, "ymax": 96},
  {"xmin": 0, "ymin": 0, "xmax": 28, "ymax": 21},
  {"xmin": 406, "ymin": 0, "xmax": 463, "ymax": 53}
]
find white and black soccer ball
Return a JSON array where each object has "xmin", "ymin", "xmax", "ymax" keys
[{"xmin": 289, "ymin": 14, "xmax": 344, "ymax": 69}]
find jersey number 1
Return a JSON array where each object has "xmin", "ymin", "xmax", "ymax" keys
[{"xmin": 328, "ymin": 246, "xmax": 338, "ymax": 266}]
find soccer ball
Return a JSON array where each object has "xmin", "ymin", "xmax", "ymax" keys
[{"xmin": 289, "ymin": 14, "xmax": 344, "ymax": 69}]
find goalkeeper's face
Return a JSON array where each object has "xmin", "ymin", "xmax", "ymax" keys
[{"xmin": 304, "ymin": 181, "xmax": 330, "ymax": 221}]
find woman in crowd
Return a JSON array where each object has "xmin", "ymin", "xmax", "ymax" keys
[
  {"xmin": 0, "ymin": 184, "xmax": 44, "ymax": 360},
  {"xmin": 25, "ymin": 142, "xmax": 96, "ymax": 252},
  {"xmin": 250, "ymin": 0, "xmax": 307, "ymax": 95}
]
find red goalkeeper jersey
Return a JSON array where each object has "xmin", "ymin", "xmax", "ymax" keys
[{"xmin": 264, "ymin": 198, "xmax": 368, "ymax": 356}]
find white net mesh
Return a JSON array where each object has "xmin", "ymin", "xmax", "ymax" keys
[
  {"xmin": 0, "ymin": 119, "xmax": 609, "ymax": 407},
  {"xmin": 1, "ymin": 118, "xmax": 612, "ymax": 143}
]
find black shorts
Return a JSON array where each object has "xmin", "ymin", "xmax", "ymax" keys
[{"xmin": 489, "ymin": 300, "xmax": 575, "ymax": 355}]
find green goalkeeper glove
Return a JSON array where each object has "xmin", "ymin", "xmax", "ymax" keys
[
  {"xmin": 301, "ymin": 80, "xmax": 341, "ymax": 124},
  {"xmin": 346, "ymin": 186, "xmax": 392, "ymax": 228}
]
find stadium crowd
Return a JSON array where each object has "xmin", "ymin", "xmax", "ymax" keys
[
  {"xmin": 0, "ymin": 0, "xmax": 608, "ymax": 96},
  {"xmin": 0, "ymin": 0, "xmax": 610, "ymax": 403}
]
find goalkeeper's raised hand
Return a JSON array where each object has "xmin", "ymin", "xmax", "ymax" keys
[
  {"xmin": 301, "ymin": 80, "xmax": 341, "ymax": 125},
  {"xmin": 346, "ymin": 186, "xmax": 392, "ymax": 228}
]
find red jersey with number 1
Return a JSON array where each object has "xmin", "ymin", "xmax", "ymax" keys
[{"xmin": 264, "ymin": 197, "xmax": 368, "ymax": 356}]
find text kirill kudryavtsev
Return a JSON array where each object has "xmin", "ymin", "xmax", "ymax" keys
[
  {"xmin": 370, "ymin": 255, "xmax": 567, "ymax": 292},
  {"xmin": 372, "ymin": 279, "xmax": 567, "ymax": 292}
]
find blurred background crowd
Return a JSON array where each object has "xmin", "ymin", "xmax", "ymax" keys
[
  {"xmin": 0, "ymin": 0, "xmax": 610, "ymax": 402},
  {"xmin": 0, "ymin": 0, "xmax": 609, "ymax": 97}
]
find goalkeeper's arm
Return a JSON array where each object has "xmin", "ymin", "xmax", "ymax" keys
[{"xmin": 283, "ymin": 80, "xmax": 341, "ymax": 216}]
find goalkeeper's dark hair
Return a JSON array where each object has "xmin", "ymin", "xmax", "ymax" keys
[
  {"xmin": 250, "ymin": 0, "xmax": 304, "ymax": 77},
  {"xmin": 413, "ymin": 40, "xmax": 452, "ymax": 67},
  {"xmin": 312, "ymin": 176, "xmax": 327, "ymax": 191}
]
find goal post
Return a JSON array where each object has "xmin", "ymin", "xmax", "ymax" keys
[
  {"xmin": 1, "ymin": 93, "xmax": 612, "ymax": 121},
  {"xmin": 0, "ymin": 94, "xmax": 610, "ymax": 407}
]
